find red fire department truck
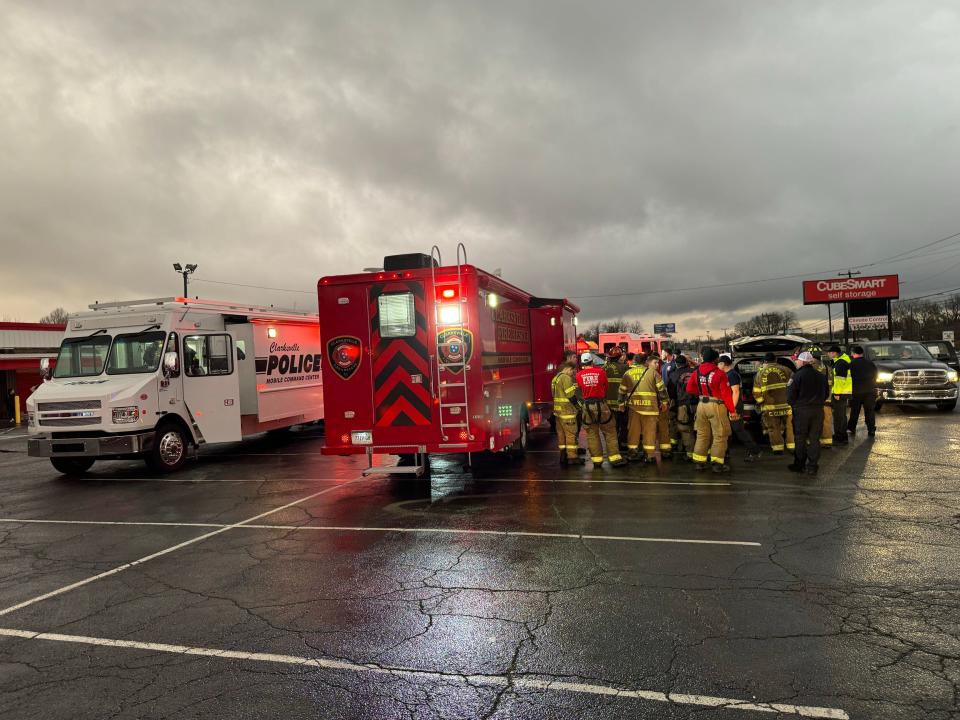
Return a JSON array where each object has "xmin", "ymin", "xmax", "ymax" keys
[
  {"xmin": 318, "ymin": 245, "xmax": 579, "ymax": 475},
  {"xmin": 599, "ymin": 332, "xmax": 669, "ymax": 358}
]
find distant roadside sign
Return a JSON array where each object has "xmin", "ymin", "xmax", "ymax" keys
[
  {"xmin": 654, "ymin": 323, "xmax": 676, "ymax": 334},
  {"xmin": 848, "ymin": 315, "xmax": 887, "ymax": 330},
  {"xmin": 944, "ymin": 330, "xmax": 955, "ymax": 342}
]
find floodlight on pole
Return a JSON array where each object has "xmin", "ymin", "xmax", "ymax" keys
[{"xmin": 173, "ymin": 263, "xmax": 198, "ymax": 297}]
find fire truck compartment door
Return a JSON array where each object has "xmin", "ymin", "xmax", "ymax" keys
[
  {"xmin": 182, "ymin": 333, "xmax": 242, "ymax": 443},
  {"xmin": 370, "ymin": 282, "xmax": 435, "ymax": 435}
]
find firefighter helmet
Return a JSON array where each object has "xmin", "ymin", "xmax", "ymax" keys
[
  {"xmin": 607, "ymin": 346, "xmax": 623, "ymax": 360},
  {"xmin": 803, "ymin": 344, "xmax": 823, "ymax": 359}
]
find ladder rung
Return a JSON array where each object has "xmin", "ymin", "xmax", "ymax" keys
[
  {"xmin": 439, "ymin": 362, "xmax": 464, "ymax": 367},
  {"xmin": 440, "ymin": 402, "xmax": 467, "ymax": 407},
  {"xmin": 441, "ymin": 422, "xmax": 468, "ymax": 428},
  {"xmin": 441, "ymin": 382, "xmax": 465, "ymax": 387}
]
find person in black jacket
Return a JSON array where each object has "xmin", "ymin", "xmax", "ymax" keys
[
  {"xmin": 846, "ymin": 345, "xmax": 878, "ymax": 437},
  {"xmin": 668, "ymin": 355, "xmax": 696, "ymax": 461},
  {"xmin": 787, "ymin": 351, "xmax": 830, "ymax": 475}
]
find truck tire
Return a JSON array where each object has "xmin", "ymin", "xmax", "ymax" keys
[
  {"xmin": 509, "ymin": 422, "xmax": 528, "ymax": 458},
  {"xmin": 50, "ymin": 458, "xmax": 95, "ymax": 476},
  {"xmin": 145, "ymin": 421, "xmax": 190, "ymax": 473},
  {"xmin": 936, "ymin": 400, "xmax": 957, "ymax": 412}
]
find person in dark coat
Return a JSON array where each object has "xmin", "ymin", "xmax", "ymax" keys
[
  {"xmin": 846, "ymin": 344, "xmax": 878, "ymax": 437},
  {"xmin": 787, "ymin": 351, "xmax": 830, "ymax": 476}
]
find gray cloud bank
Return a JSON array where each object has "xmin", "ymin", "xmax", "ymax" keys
[{"xmin": 1, "ymin": 1, "xmax": 959, "ymax": 336}]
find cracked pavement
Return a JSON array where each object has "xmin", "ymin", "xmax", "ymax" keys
[{"xmin": 0, "ymin": 409, "xmax": 957, "ymax": 718}]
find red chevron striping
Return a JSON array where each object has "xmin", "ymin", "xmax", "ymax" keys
[{"xmin": 376, "ymin": 393, "xmax": 432, "ymax": 427}]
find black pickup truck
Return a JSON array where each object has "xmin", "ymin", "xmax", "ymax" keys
[{"xmin": 862, "ymin": 341, "xmax": 959, "ymax": 411}]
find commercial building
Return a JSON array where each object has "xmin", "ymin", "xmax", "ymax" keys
[{"xmin": 0, "ymin": 322, "xmax": 64, "ymax": 422}]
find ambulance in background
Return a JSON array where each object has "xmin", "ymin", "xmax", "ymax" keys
[
  {"xmin": 27, "ymin": 298, "xmax": 323, "ymax": 475},
  {"xmin": 599, "ymin": 332, "xmax": 670, "ymax": 358},
  {"xmin": 318, "ymin": 245, "xmax": 578, "ymax": 476}
]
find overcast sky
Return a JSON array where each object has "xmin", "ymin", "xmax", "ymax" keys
[{"xmin": 2, "ymin": 1, "xmax": 959, "ymax": 337}]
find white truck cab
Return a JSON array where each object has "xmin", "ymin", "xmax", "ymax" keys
[{"xmin": 27, "ymin": 297, "xmax": 323, "ymax": 475}]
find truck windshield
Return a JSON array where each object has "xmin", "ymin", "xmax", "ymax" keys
[
  {"xmin": 53, "ymin": 335, "xmax": 112, "ymax": 378},
  {"xmin": 865, "ymin": 342, "xmax": 934, "ymax": 361},
  {"xmin": 106, "ymin": 331, "xmax": 167, "ymax": 375}
]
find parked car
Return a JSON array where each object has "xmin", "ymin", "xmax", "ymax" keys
[
  {"xmin": 918, "ymin": 340, "xmax": 959, "ymax": 372},
  {"xmin": 862, "ymin": 341, "xmax": 959, "ymax": 412},
  {"xmin": 728, "ymin": 335, "xmax": 809, "ymax": 433}
]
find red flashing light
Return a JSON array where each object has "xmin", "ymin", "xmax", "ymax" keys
[
  {"xmin": 459, "ymin": 430, "xmax": 469, "ymax": 440},
  {"xmin": 403, "ymin": 271, "xmax": 413, "ymax": 278},
  {"xmin": 441, "ymin": 288, "xmax": 456, "ymax": 299},
  {"xmin": 341, "ymin": 433, "xmax": 350, "ymax": 443}
]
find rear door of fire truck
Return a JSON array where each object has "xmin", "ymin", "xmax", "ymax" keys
[{"xmin": 367, "ymin": 278, "xmax": 437, "ymax": 446}]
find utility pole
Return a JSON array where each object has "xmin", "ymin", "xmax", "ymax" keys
[
  {"xmin": 838, "ymin": 269, "xmax": 861, "ymax": 347},
  {"xmin": 173, "ymin": 263, "xmax": 198, "ymax": 297}
]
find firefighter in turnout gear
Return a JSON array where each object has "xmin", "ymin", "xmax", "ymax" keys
[
  {"xmin": 602, "ymin": 346, "xmax": 629, "ymax": 447},
  {"xmin": 685, "ymin": 347, "xmax": 736, "ymax": 473},
  {"xmin": 807, "ymin": 345, "xmax": 834, "ymax": 448},
  {"xmin": 753, "ymin": 352, "xmax": 794, "ymax": 455},
  {"xmin": 668, "ymin": 355, "xmax": 697, "ymax": 461},
  {"xmin": 619, "ymin": 354, "xmax": 668, "ymax": 462},
  {"xmin": 577, "ymin": 353, "xmax": 627, "ymax": 467},
  {"xmin": 652, "ymin": 356, "xmax": 674, "ymax": 459},
  {"xmin": 552, "ymin": 362, "xmax": 584, "ymax": 465}
]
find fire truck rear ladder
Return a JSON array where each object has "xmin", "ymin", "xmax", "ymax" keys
[{"xmin": 432, "ymin": 244, "xmax": 474, "ymax": 459}]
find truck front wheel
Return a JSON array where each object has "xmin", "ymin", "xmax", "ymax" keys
[
  {"xmin": 50, "ymin": 458, "xmax": 95, "ymax": 476},
  {"xmin": 146, "ymin": 422, "xmax": 189, "ymax": 473}
]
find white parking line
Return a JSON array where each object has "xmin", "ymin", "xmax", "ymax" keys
[
  {"xmin": 0, "ymin": 517, "xmax": 760, "ymax": 547},
  {"xmin": 0, "ymin": 627, "xmax": 848, "ymax": 718},
  {"xmin": 438, "ymin": 478, "xmax": 731, "ymax": 486},
  {"xmin": 0, "ymin": 477, "xmax": 365, "ymax": 618}
]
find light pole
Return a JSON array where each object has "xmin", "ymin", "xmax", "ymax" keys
[{"xmin": 173, "ymin": 263, "xmax": 197, "ymax": 297}]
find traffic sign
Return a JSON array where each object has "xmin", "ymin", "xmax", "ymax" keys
[
  {"xmin": 653, "ymin": 323, "xmax": 676, "ymax": 334},
  {"xmin": 944, "ymin": 330, "xmax": 955, "ymax": 342}
]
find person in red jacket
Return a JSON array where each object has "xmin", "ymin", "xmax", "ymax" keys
[
  {"xmin": 685, "ymin": 347, "xmax": 736, "ymax": 473},
  {"xmin": 576, "ymin": 354, "xmax": 626, "ymax": 467}
]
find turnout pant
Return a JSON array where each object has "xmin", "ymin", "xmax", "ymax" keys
[
  {"xmin": 612, "ymin": 408, "xmax": 628, "ymax": 447},
  {"xmin": 832, "ymin": 395, "xmax": 849, "ymax": 442},
  {"xmin": 821, "ymin": 405, "xmax": 833, "ymax": 447},
  {"xmin": 583, "ymin": 400, "xmax": 623, "ymax": 464},
  {"xmin": 692, "ymin": 400, "xmax": 731, "ymax": 465},
  {"xmin": 675, "ymin": 404, "xmax": 696, "ymax": 458},
  {"xmin": 656, "ymin": 411, "xmax": 672, "ymax": 454},
  {"xmin": 847, "ymin": 392, "xmax": 877, "ymax": 433},
  {"xmin": 626, "ymin": 409, "xmax": 659, "ymax": 457},
  {"xmin": 762, "ymin": 411, "xmax": 794, "ymax": 452},
  {"xmin": 555, "ymin": 415, "xmax": 580, "ymax": 460},
  {"xmin": 792, "ymin": 405, "xmax": 824, "ymax": 470}
]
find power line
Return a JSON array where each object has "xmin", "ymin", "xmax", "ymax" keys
[{"xmin": 192, "ymin": 278, "xmax": 315, "ymax": 295}]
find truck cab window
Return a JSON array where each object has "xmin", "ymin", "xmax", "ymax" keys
[
  {"xmin": 184, "ymin": 335, "xmax": 234, "ymax": 377},
  {"xmin": 106, "ymin": 331, "xmax": 166, "ymax": 375},
  {"xmin": 378, "ymin": 293, "xmax": 416, "ymax": 337},
  {"xmin": 53, "ymin": 335, "xmax": 112, "ymax": 378}
]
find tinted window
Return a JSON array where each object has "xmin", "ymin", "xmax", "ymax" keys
[
  {"xmin": 184, "ymin": 335, "xmax": 234, "ymax": 376},
  {"xmin": 53, "ymin": 335, "xmax": 111, "ymax": 378},
  {"xmin": 106, "ymin": 331, "xmax": 166, "ymax": 375},
  {"xmin": 865, "ymin": 343, "xmax": 933, "ymax": 361}
]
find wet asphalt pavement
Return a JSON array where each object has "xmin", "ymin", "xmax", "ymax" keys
[{"xmin": 0, "ymin": 407, "xmax": 957, "ymax": 720}]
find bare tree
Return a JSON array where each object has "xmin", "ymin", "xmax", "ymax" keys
[{"xmin": 39, "ymin": 307, "xmax": 69, "ymax": 325}]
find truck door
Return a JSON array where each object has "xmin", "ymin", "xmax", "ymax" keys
[
  {"xmin": 181, "ymin": 333, "xmax": 242, "ymax": 443},
  {"xmin": 369, "ymin": 281, "xmax": 435, "ymax": 443}
]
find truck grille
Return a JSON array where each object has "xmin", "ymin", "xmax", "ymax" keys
[
  {"xmin": 892, "ymin": 369, "xmax": 948, "ymax": 387},
  {"xmin": 37, "ymin": 400, "xmax": 102, "ymax": 411},
  {"xmin": 39, "ymin": 417, "xmax": 102, "ymax": 427}
]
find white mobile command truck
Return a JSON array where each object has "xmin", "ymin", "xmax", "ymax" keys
[{"xmin": 27, "ymin": 297, "xmax": 324, "ymax": 475}]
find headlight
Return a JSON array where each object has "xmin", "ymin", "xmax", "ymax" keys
[
  {"xmin": 27, "ymin": 412, "xmax": 35, "ymax": 426},
  {"xmin": 876, "ymin": 371, "xmax": 894, "ymax": 383},
  {"xmin": 948, "ymin": 371, "xmax": 959, "ymax": 383},
  {"xmin": 112, "ymin": 406, "xmax": 139, "ymax": 424}
]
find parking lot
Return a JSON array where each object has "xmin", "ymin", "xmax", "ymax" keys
[{"xmin": 0, "ymin": 408, "xmax": 957, "ymax": 720}]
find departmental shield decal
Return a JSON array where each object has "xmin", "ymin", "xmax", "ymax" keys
[
  {"xmin": 437, "ymin": 329, "xmax": 473, "ymax": 374},
  {"xmin": 326, "ymin": 336, "xmax": 362, "ymax": 380}
]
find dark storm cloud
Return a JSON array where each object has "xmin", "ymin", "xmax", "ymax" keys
[{"xmin": 1, "ymin": 1, "xmax": 959, "ymax": 336}]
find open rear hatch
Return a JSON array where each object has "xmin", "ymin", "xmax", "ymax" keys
[{"xmin": 730, "ymin": 334, "xmax": 809, "ymax": 358}]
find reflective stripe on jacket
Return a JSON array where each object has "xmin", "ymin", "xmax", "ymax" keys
[
  {"xmin": 551, "ymin": 372, "xmax": 579, "ymax": 418},
  {"xmin": 619, "ymin": 366, "xmax": 666, "ymax": 415},
  {"xmin": 753, "ymin": 364, "xmax": 792, "ymax": 416}
]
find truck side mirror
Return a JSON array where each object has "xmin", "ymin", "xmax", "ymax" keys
[
  {"xmin": 40, "ymin": 358, "xmax": 51, "ymax": 381},
  {"xmin": 163, "ymin": 352, "xmax": 180, "ymax": 378}
]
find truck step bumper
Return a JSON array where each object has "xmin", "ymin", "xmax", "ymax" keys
[{"xmin": 28, "ymin": 432, "xmax": 156, "ymax": 458}]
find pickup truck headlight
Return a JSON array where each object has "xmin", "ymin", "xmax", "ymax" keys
[
  {"xmin": 948, "ymin": 370, "xmax": 959, "ymax": 383},
  {"xmin": 112, "ymin": 406, "xmax": 139, "ymax": 424},
  {"xmin": 876, "ymin": 371, "xmax": 894, "ymax": 383}
]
